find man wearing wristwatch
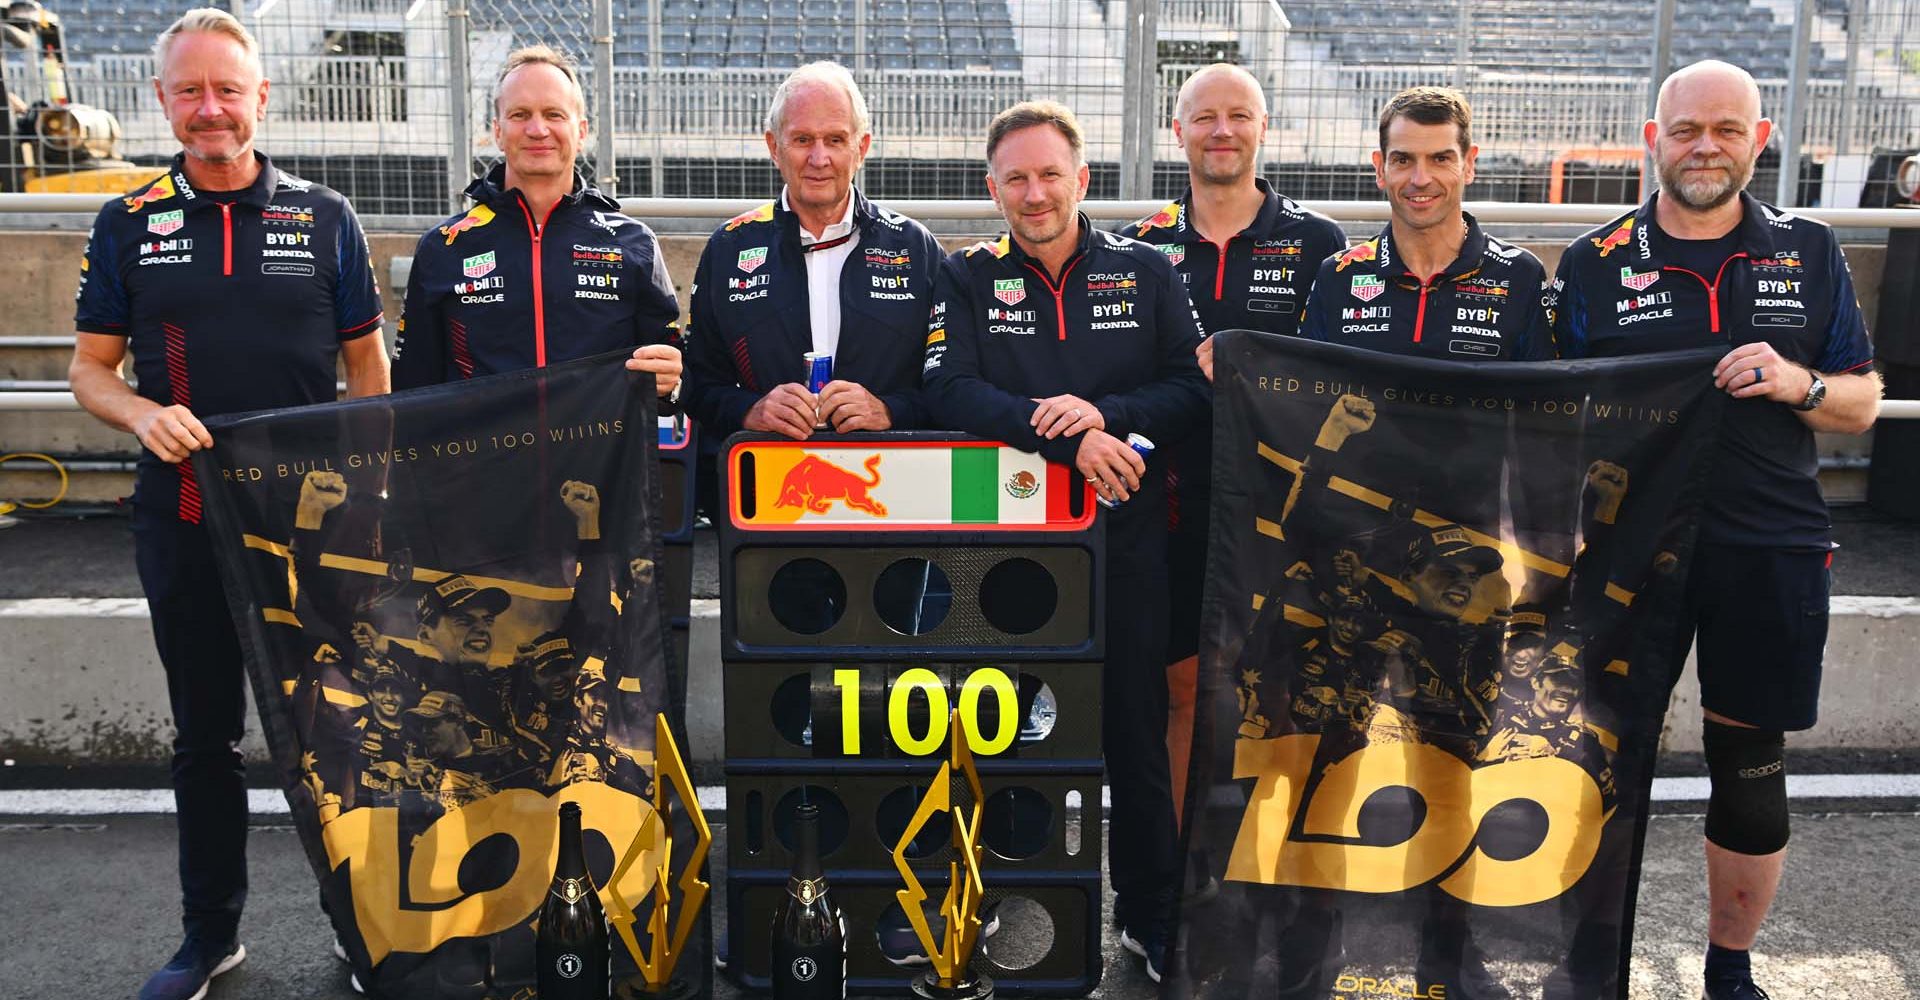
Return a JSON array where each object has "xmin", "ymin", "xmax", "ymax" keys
[{"xmin": 1549, "ymin": 59, "xmax": 1881, "ymax": 1000}]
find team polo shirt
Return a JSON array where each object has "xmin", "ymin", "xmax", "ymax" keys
[
  {"xmin": 393, "ymin": 165, "xmax": 681, "ymax": 389},
  {"xmin": 1551, "ymin": 192, "xmax": 1876, "ymax": 546},
  {"xmin": 74, "ymin": 153, "xmax": 383, "ymax": 521},
  {"xmin": 1300, "ymin": 212, "xmax": 1553, "ymax": 362},
  {"xmin": 1125, "ymin": 178, "xmax": 1347, "ymax": 338}
]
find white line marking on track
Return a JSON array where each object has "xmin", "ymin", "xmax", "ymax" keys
[{"xmin": 1, "ymin": 775, "xmax": 1916, "ymax": 816}]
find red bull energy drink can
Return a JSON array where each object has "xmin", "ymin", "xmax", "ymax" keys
[
  {"xmin": 804, "ymin": 352, "xmax": 834, "ymax": 393},
  {"xmin": 805, "ymin": 352, "xmax": 833, "ymax": 428},
  {"xmin": 1096, "ymin": 433, "xmax": 1156, "ymax": 509}
]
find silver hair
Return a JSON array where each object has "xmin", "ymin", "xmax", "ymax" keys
[
  {"xmin": 764, "ymin": 61, "xmax": 871, "ymax": 138},
  {"xmin": 153, "ymin": 7, "xmax": 263, "ymax": 78}
]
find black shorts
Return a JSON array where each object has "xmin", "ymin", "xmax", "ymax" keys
[{"xmin": 1672, "ymin": 542, "xmax": 1832, "ymax": 731}]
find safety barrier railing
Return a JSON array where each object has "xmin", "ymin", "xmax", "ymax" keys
[{"xmin": 1, "ymin": 197, "xmax": 1916, "ymax": 420}]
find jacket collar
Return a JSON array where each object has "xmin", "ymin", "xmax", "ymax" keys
[
  {"xmin": 1626, "ymin": 190, "xmax": 1778, "ymax": 266},
  {"xmin": 773, "ymin": 186, "xmax": 881, "ymax": 242},
  {"xmin": 463, "ymin": 162, "xmax": 617, "ymax": 213},
  {"xmin": 1376, "ymin": 210, "xmax": 1488, "ymax": 281},
  {"xmin": 1176, "ymin": 177, "xmax": 1284, "ymax": 240},
  {"xmin": 168, "ymin": 151, "xmax": 280, "ymax": 213},
  {"xmin": 1001, "ymin": 212, "xmax": 1097, "ymax": 273}
]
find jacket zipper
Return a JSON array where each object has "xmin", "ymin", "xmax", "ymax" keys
[
  {"xmin": 1411, "ymin": 272, "xmax": 1443, "ymax": 343},
  {"xmin": 219, "ymin": 203, "xmax": 233, "ymax": 277},
  {"xmin": 516, "ymin": 197, "xmax": 561, "ymax": 367},
  {"xmin": 1025, "ymin": 254, "xmax": 1085, "ymax": 341},
  {"xmin": 1212, "ymin": 239, "xmax": 1230, "ymax": 301},
  {"xmin": 1662, "ymin": 252, "xmax": 1749, "ymax": 334}
]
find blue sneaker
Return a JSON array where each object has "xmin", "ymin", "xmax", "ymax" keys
[
  {"xmin": 139, "ymin": 937, "xmax": 246, "ymax": 1000},
  {"xmin": 1119, "ymin": 924, "xmax": 1166, "ymax": 984}
]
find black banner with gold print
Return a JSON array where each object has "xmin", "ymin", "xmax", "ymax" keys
[
  {"xmin": 193, "ymin": 351, "xmax": 699, "ymax": 998},
  {"xmin": 1174, "ymin": 332, "xmax": 1725, "ymax": 999}
]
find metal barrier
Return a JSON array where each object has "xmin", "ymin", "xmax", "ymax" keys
[{"xmin": 2, "ymin": 196, "xmax": 1916, "ymax": 419}]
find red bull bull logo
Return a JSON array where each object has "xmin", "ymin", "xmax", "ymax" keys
[
  {"xmin": 122, "ymin": 175, "xmax": 178, "ymax": 213},
  {"xmin": 965, "ymin": 235, "xmax": 1012, "ymax": 259},
  {"xmin": 775, "ymin": 454, "xmax": 888, "ymax": 517},
  {"xmin": 724, "ymin": 203, "xmax": 775, "ymax": 232},
  {"xmin": 439, "ymin": 204, "xmax": 496, "ymax": 246},
  {"xmin": 1136, "ymin": 202, "xmax": 1182, "ymax": 236},
  {"xmin": 1333, "ymin": 240, "xmax": 1379, "ymax": 273},
  {"xmin": 1591, "ymin": 218, "xmax": 1634, "ymax": 258}
]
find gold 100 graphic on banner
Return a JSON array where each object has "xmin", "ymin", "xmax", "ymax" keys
[{"xmin": 1225, "ymin": 733, "xmax": 1612, "ymax": 907}]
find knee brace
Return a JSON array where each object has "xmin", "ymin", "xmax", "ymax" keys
[{"xmin": 1702, "ymin": 720, "xmax": 1790, "ymax": 855}]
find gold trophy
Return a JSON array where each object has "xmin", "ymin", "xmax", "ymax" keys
[
  {"xmin": 609, "ymin": 713, "xmax": 712, "ymax": 1000},
  {"xmin": 891, "ymin": 708, "xmax": 995, "ymax": 1000}
]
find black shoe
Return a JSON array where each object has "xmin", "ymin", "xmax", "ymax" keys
[
  {"xmin": 1416, "ymin": 934, "xmax": 1513, "ymax": 1000},
  {"xmin": 1119, "ymin": 923, "xmax": 1167, "ymax": 984},
  {"xmin": 139, "ymin": 937, "xmax": 246, "ymax": 1000},
  {"xmin": 1704, "ymin": 979, "xmax": 1772, "ymax": 1000}
]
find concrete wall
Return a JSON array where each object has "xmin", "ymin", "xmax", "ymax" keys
[{"xmin": 5, "ymin": 596, "xmax": 1916, "ymax": 767}]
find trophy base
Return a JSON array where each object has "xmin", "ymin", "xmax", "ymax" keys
[
  {"xmin": 615, "ymin": 976, "xmax": 701, "ymax": 1000},
  {"xmin": 911, "ymin": 970, "xmax": 996, "ymax": 1000}
]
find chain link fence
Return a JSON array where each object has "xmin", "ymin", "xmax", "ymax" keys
[{"xmin": 6, "ymin": 0, "xmax": 1919, "ymax": 224}]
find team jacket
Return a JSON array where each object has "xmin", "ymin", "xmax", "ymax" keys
[
  {"xmin": 74, "ymin": 153, "xmax": 383, "ymax": 522},
  {"xmin": 393, "ymin": 165, "xmax": 680, "ymax": 389},
  {"xmin": 682, "ymin": 189, "xmax": 943, "ymax": 435},
  {"xmin": 921, "ymin": 218, "xmax": 1209, "ymax": 468},
  {"xmin": 1300, "ymin": 212, "xmax": 1552, "ymax": 361},
  {"xmin": 1551, "ymin": 192, "xmax": 1875, "ymax": 545},
  {"xmin": 1126, "ymin": 178, "xmax": 1347, "ymax": 338}
]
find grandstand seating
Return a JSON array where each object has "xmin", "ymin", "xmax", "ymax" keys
[
  {"xmin": 1279, "ymin": 0, "xmax": 1847, "ymax": 79},
  {"xmin": 60, "ymin": 0, "xmax": 1024, "ymax": 73}
]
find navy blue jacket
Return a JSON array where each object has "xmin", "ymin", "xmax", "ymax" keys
[
  {"xmin": 682, "ymin": 189, "xmax": 943, "ymax": 435},
  {"xmin": 75, "ymin": 153, "xmax": 383, "ymax": 521},
  {"xmin": 393, "ymin": 164, "xmax": 679, "ymax": 389},
  {"xmin": 921, "ymin": 218, "xmax": 1210, "ymax": 468},
  {"xmin": 1126, "ymin": 178, "xmax": 1347, "ymax": 338},
  {"xmin": 1551, "ymin": 192, "xmax": 1875, "ymax": 546},
  {"xmin": 1300, "ymin": 212, "xmax": 1552, "ymax": 362}
]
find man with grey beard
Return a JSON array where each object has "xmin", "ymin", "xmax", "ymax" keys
[{"xmin": 1549, "ymin": 59, "xmax": 1881, "ymax": 1000}]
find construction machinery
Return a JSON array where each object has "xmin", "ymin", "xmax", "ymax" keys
[{"xmin": 2, "ymin": 0, "xmax": 155, "ymax": 192}]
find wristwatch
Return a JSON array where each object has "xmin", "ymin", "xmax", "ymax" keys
[{"xmin": 1795, "ymin": 372, "xmax": 1826, "ymax": 412}]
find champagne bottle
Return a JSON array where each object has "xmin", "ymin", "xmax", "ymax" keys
[
  {"xmin": 770, "ymin": 802, "xmax": 845, "ymax": 999},
  {"xmin": 536, "ymin": 802, "xmax": 609, "ymax": 999}
]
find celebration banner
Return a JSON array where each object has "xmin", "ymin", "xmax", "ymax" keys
[
  {"xmin": 194, "ymin": 351, "xmax": 702, "ymax": 998},
  {"xmin": 1176, "ymin": 332, "xmax": 1726, "ymax": 1000}
]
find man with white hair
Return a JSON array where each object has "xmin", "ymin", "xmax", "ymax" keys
[
  {"xmin": 394, "ymin": 45, "xmax": 683, "ymax": 396},
  {"xmin": 1551, "ymin": 59, "xmax": 1881, "ymax": 1000},
  {"xmin": 682, "ymin": 61, "xmax": 943, "ymax": 440},
  {"xmin": 67, "ymin": 8, "xmax": 388, "ymax": 998}
]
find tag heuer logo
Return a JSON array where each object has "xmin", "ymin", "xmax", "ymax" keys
[
  {"xmin": 147, "ymin": 210, "xmax": 184, "ymax": 237},
  {"xmin": 1351, "ymin": 274, "xmax": 1385, "ymax": 302},
  {"xmin": 1159, "ymin": 244, "xmax": 1186, "ymax": 266},
  {"xmin": 1619, "ymin": 267, "xmax": 1659, "ymax": 292},
  {"xmin": 737, "ymin": 246, "xmax": 768, "ymax": 273},
  {"xmin": 993, "ymin": 278, "xmax": 1026, "ymax": 305},
  {"xmin": 462, "ymin": 251, "xmax": 496, "ymax": 279}
]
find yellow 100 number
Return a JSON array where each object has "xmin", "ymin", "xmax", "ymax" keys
[{"xmin": 831, "ymin": 666, "xmax": 1018, "ymax": 757}]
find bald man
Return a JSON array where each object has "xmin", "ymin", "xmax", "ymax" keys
[
  {"xmin": 1550, "ymin": 59, "xmax": 1880, "ymax": 1000},
  {"xmin": 1126, "ymin": 67, "xmax": 1345, "ymax": 850}
]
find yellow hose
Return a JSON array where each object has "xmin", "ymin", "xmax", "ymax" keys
[{"xmin": 0, "ymin": 452, "xmax": 70, "ymax": 515}]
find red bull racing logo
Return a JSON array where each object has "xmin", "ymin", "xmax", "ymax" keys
[
  {"xmin": 1333, "ymin": 240, "xmax": 1379, "ymax": 273},
  {"xmin": 123, "ymin": 174, "xmax": 178, "ymax": 212},
  {"xmin": 1591, "ymin": 218, "xmax": 1634, "ymax": 258},
  {"xmin": 774, "ymin": 454, "xmax": 888, "ymax": 517},
  {"xmin": 439, "ymin": 204, "xmax": 496, "ymax": 245}
]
